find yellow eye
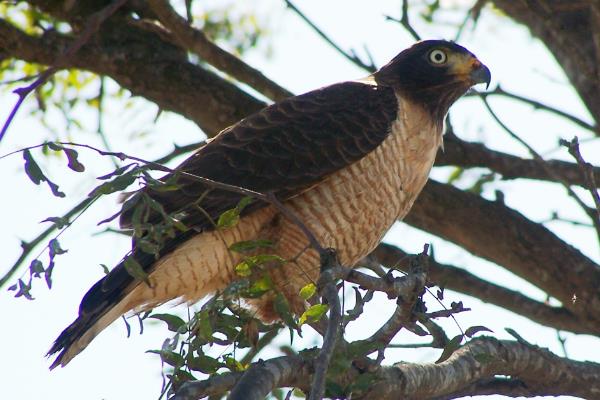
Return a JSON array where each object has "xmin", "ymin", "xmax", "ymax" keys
[{"xmin": 428, "ymin": 49, "xmax": 447, "ymax": 65}]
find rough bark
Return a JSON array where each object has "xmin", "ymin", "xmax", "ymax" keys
[
  {"xmin": 172, "ymin": 338, "xmax": 600, "ymax": 400},
  {"xmin": 405, "ymin": 179, "xmax": 600, "ymax": 324}
]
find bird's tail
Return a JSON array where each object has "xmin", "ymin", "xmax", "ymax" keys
[{"xmin": 46, "ymin": 295, "xmax": 134, "ymax": 369}]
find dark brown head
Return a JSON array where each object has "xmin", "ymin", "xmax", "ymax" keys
[{"xmin": 374, "ymin": 40, "xmax": 490, "ymax": 122}]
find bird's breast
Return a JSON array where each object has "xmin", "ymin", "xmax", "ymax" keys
[{"xmin": 283, "ymin": 96, "xmax": 442, "ymax": 271}]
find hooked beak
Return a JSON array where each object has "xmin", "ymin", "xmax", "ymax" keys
[{"xmin": 470, "ymin": 61, "xmax": 491, "ymax": 89}]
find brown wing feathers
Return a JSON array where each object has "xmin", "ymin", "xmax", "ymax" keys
[{"xmin": 47, "ymin": 81, "xmax": 398, "ymax": 368}]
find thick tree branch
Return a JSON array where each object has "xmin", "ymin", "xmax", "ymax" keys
[
  {"xmin": 174, "ymin": 338, "xmax": 600, "ymax": 399},
  {"xmin": 437, "ymin": 133, "xmax": 600, "ymax": 187},
  {"xmin": 147, "ymin": 0, "xmax": 293, "ymax": 102},
  {"xmin": 173, "ymin": 355, "xmax": 310, "ymax": 400},
  {"xmin": 0, "ymin": 18, "xmax": 266, "ymax": 136},
  {"xmin": 366, "ymin": 337, "xmax": 600, "ymax": 399},
  {"xmin": 2, "ymin": 18, "xmax": 598, "ymax": 191},
  {"xmin": 372, "ymin": 242, "xmax": 600, "ymax": 336},
  {"xmin": 405, "ymin": 179, "xmax": 600, "ymax": 324}
]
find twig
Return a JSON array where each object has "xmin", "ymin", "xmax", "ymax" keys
[
  {"xmin": 480, "ymin": 96, "xmax": 600, "ymax": 244},
  {"xmin": 473, "ymin": 85, "xmax": 596, "ymax": 133},
  {"xmin": 148, "ymin": 0, "xmax": 293, "ymax": 102},
  {"xmin": 264, "ymin": 193, "xmax": 325, "ymax": 255},
  {"xmin": 283, "ymin": 0, "xmax": 376, "ymax": 73},
  {"xmin": 384, "ymin": 0, "xmax": 421, "ymax": 41},
  {"xmin": 0, "ymin": 0, "xmax": 129, "ymax": 144},
  {"xmin": 0, "ymin": 197, "xmax": 94, "ymax": 288},
  {"xmin": 560, "ymin": 137, "xmax": 600, "ymax": 225},
  {"xmin": 308, "ymin": 249, "xmax": 342, "ymax": 400},
  {"xmin": 372, "ymin": 242, "xmax": 600, "ymax": 336}
]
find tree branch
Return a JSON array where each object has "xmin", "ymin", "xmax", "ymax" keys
[
  {"xmin": 372, "ymin": 242, "xmax": 600, "ymax": 336},
  {"xmin": 147, "ymin": 0, "xmax": 293, "ymax": 102},
  {"xmin": 437, "ymin": 133, "xmax": 600, "ymax": 188},
  {"xmin": 0, "ymin": 18, "xmax": 266, "ymax": 136},
  {"xmin": 405, "ymin": 179, "xmax": 600, "ymax": 325},
  {"xmin": 0, "ymin": 0, "xmax": 129, "ymax": 143},
  {"xmin": 283, "ymin": 0, "xmax": 376, "ymax": 73},
  {"xmin": 366, "ymin": 337, "xmax": 600, "ymax": 399},
  {"xmin": 469, "ymin": 85, "xmax": 596, "ymax": 132},
  {"xmin": 174, "ymin": 338, "xmax": 600, "ymax": 399}
]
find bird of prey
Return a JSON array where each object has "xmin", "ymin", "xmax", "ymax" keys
[{"xmin": 48, "ymin": 40, "xmax": 490, "ymax": 368}]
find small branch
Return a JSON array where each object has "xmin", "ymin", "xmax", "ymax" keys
[
  {"xmin": 384, "ymin": 0, "xmax": 421, "ymax": 41},
  {"xmin": 266, "ymin": 193, "xmax": 325, "ymax": 254},
  {"xmin": 0, "ymin": 0, "xmax": 128, "ymax": 144},
  {"xmin": 284, "ymin": 0, "xmax": 376, "ymax": 73},
  {"xmin": 148, "ymin": 0, "xmax": 293, "ymax": 102},
  {"xmin": 561, "ymin": 137, "xmax": 600, "ymax": 225},
  {"xmin": 372, "ymin": 242, "xmax": 600, "ymax": 336},
  {"xmin": 481, "ymin": 96, "xmax": 600, "ymax": 243},
  {"xmin": 472, "ymin": 85, "xmax": 596, "ymax": 133},
  {"xmin": 0, "ymin": 197, "xmax": 94, "ymax": 288},
  {"xmin": 308, "ymin": 249, "xmax": 342, "ymax": 400}
]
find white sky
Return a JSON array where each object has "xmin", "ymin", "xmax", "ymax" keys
[{"xmin": 1, "ymin": 1, "xmax": 598, "ymax": 399}]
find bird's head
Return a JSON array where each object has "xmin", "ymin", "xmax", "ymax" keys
[{"xmin": 374, "ymin": 40, "xmax": 490, "ymax": 122}]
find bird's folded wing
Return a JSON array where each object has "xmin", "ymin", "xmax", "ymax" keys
[{"xmin": 121, "ymin": 80, "xmax": 398, "ymax": 232}]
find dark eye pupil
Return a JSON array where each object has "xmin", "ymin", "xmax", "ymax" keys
[{"xmin": 435, "ymin": 53, "xmax": 443, "ymax": 61}]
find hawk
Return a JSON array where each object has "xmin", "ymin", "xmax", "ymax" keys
[{"xmin": 48, "ymin": 40, "xmax": 490, "ymax": 368}]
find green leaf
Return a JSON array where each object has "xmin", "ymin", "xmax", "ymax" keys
[
  {"xmin": 299, "ymin": 283, "xmax": 317, "ymax": 300},
  {"xmin": 274, "ymin": 292, "xmax": 298, "ymax": 332},
  {"xmin": 150, "ymin": 314, "xmax": 186, "ymax": 333},
  {"xmin": 10, "ymin": 279, "xmax": 34, "ymax": 300},
  {"xmin": 97, "ymin": 163, "xmax": 136, "ymax": 180},
  {"xmin": 123, "ymin": 256, "xmax": 149, "ymax": 284},
  {"xmin": 223, "ymin": 356, "xmax": 246, "ymax": 372},
  {"xmin": 48, "ymin": 238, "xmax": 67, "ymax": 259},
  {"xmin": 23, "ymin": 149, "xmax": 65, "ymax": 197},
  {"xmin": 447, "ymin": 166, "xmax": 464, "ymax": 184},
  {"xmin": 299, "ymin": 304, "xmax": 329, "ymax": 325},
  {"xmin": 196, "ymin": 310, "xmax": 213, "ymax": 341},
  {"xmin": 63, "ymin": 148, "xmax": 85, "ymax": 172},
  {"xmin": 435, "ymin": 334, "xmax": 464, "ymax": 364},
  {"xmin": 217, "ymin": 208, "xmax": 240, "ymax": 229},
  {"xmin": 88, "ymin": 174, "xmax": 136, "ymax": 197},
  {"xmin": 229, "ymin": 239, "xmax": 273, "ymax": 253},
  {"xmin": 465, "ymin": 325, "xmax": 493, "ymax": 338},
  {"xmin": 147, "ymin": 349, "xmax": 184, "ymax": 368},
  {"xmin": 234, "ymin": 260, "xmax": 252, "ymax": 277},
  {"xmin": 23, "ymin": 149, "xmax": 44, "ymax": 185},
  {"xmin": 188, "ymin": 354, "xmax": 222, "ymax": 374},
  {"xmin": 45, "ymin": 261, "xmax": 55, "ymax": 289},
  {"xmin": 29, "ymin": 259, "xmax": 44, "ymax": 278},
  {"xmin": 250, "ymin": 254, "xmax": 285, "ymax": 265},
  {"xmin": 245, "ymin": 274, "xmax": 273, "ymax": 297}
]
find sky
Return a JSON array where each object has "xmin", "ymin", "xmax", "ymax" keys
[{"xmin": 1, "ymin": 1, "xmax": 599, "ymax": 399}]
